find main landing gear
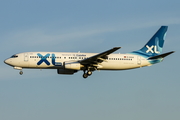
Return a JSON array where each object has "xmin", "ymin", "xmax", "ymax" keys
[{"xmin": 83, "ymin": 70, "xmax": 92, "ymax": 78}]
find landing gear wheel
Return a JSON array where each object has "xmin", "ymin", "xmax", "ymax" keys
[
  {"xmin": 19, "ymin": 71, "xmax": 23, "ymax": 75},
  {"xmin": 83, "ymin": 73, "xmax": 88, "ymax": 78},
  {"xmin": 87, "ymin": 71, "xmax": 92, "ymax": 76}
]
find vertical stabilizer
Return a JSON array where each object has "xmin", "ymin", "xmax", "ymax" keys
[{"xmin": 132, "ymin": 26, "xmax": 168, "ymax": 57}]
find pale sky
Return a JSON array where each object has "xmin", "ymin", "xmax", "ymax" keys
[{"xmin": 0, "ymin": 0, "xmax": 180, "ymax": 120}]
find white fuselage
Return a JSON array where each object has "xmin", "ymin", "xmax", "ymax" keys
[
  {"xmin": 4, "ymin": 26, "xmax": 173, "ymax": 78},
  {"xmin": 5, "ymin": 52, "xmax": 152, "ymax": 70}
]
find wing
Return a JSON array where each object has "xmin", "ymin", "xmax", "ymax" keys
[{"xmin": 79, "ymin": 47, "xmax": 121, "ymax": 65}]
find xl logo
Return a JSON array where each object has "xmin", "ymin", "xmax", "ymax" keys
[
  {"xmin": 37, "ymin": 53, "xmax": 62, "ymax": 66},
  {"xmin": 146, "ymin": 45, "xmax": 160, "ymax": 54}
]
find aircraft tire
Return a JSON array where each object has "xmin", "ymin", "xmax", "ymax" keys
[
  {"xmin": 83, "ymin": 73, "xmax": 88, "ymax": 78},
  {"xmin": 87, "ymin": 71, "xmax": 92, "ymax": 76},
  {"xmin": 19, "ymin": 71, "xmax": 23, "ymax": 75}
]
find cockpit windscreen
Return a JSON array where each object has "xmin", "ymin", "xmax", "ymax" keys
[{"xmin": 11, "ymin": 55, "xmax": 18, "ymax": 58}]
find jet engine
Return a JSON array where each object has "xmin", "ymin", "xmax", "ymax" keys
[{"xmin": 64, "ymin": 62, "xmax": 82, "ymax": 70}]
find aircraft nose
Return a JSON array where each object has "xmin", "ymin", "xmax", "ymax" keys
[
  {"xmin": 4, "ymin": 59, "xmax": 12, "ymax": 66},
  {"xmin": 4, "ymin": 59, "xmax": 8, "ymax": 64}
]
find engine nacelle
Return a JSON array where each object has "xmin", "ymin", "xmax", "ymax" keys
[
  {"xmin": 57, "ymin": 69, "xmax": 77, "ymax": 75},
  {"xmin": 64, "ymin": 62, "xmax": 81, "ymax": 70}
]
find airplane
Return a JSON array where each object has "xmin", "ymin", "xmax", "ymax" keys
[{"xmin": 4, "ymin": 26, "xmax": 174, "ymax": 78}]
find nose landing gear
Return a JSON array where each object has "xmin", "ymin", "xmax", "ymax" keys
[
  {"xmin": 19, "ymin": 71, "xmax": 23, "ymax": 75},
  {"xmin": 13, "ymin": 67, "xmax": 23, "ymax": 75}
]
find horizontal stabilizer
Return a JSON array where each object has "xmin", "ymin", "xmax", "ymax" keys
[{"xmin": 148, "ymin": 51, "xmax": 175, "ymax": 60}]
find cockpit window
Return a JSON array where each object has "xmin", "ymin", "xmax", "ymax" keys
[{"xmin": 11, "ymin": 55, "xmax": 18, "ymax": 58}]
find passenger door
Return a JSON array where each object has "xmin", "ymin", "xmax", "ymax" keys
[
  {"xmin": 24, "ymin": 53, "xmax": 28, "ymax": 62},
  {"xmin": 137, "ymin": 56, "xmax": 141, "ymax": 65}
]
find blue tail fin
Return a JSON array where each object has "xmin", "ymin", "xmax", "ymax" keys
[{"xmin": 132, "ymin": 26, "xmax": 168, "ymax": 57}]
